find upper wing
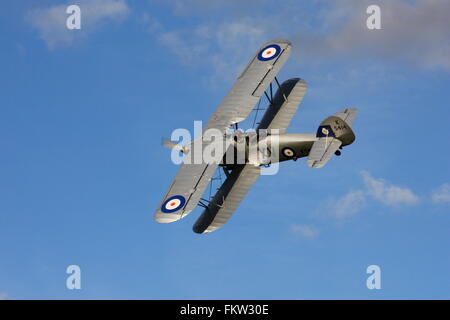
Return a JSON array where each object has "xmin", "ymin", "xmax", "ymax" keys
[
  {"xmin": 258, "ymin": 78, "xmax": 308, "ymax": 133},
  {"xmin": 193, "ymin": 165, "xmax": 261, "ymax": 234},
  {"xmin": 155, "ymin": 145, "xmax": 220, "ymax": 224},
  {"xmin": 155, "ymin": 40, "xmax": 292, "ymax": 224},
  {"xmin": 204, "ymin": 39, "xmax": 292, "ymax": 132}
]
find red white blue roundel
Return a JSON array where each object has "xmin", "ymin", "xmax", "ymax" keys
[
  {"xmin": 161, "ymin": 195, "xmax": 186, "ymax": 213},
  {"xmin": 258, "ymin": 44, "xmax": 281, "ymax": 61},
  {"xmin": 282, "ymin": 147, "xmax": 296, "ymax": 158}
]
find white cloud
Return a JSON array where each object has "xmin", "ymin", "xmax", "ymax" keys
[
  {"xmin": 431, "ymin": 183, "xmax": 450, "ymax": 204},
  {"xmin": 0, "ymin": 292, "xmax": 9, "ymax": 300},
  {"xmin": 27, "ymin": 0, "xmax": 130, "ymax": 49},
  {"xmin": 315, "ymin": 0, "xmax": 450, "ymax": 71},
  {"xmin": 150, "ymin": 0, "xmax": 450, "ymax": 82},
  {"xmin": 156, "ymin": 18, "xmax": 268, "ymax": 85},
  {"xmin": 361, "ymin": 170, "xmax": 419, "ymax": 206},
  {"xmin": 328, "ymin": 171, "xmax": 420, "ymax": 221},
  {"xmin": 290, "ymin": 224, "xmax": 319, "ymax": 239},
  {"xmin": 158, "ymin": 31, "xmax": 209, "ymax": 66},
  {"xmin": 332, "ymin": 190, "xmax": 366, "ymax": 219}
]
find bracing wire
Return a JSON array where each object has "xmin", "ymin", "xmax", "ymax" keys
[{"xmin": 252, "ymin": 98, "xmax": 262, "ymax": 129}]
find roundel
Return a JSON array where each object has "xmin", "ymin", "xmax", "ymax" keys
[
  {"xmin": 257, "ymin": 44, "xmax": 281, "ymax": 61},
  {"xmin": 161, "ymin": 195, "xmax": 186, "ymax": 213},
  {"xmin": 321, "ymin": 127, "xmax": 330, "ymax": 135},
  {"xmin": 282, "ymin": 147, "xmax": 296, "ymax": 158}
]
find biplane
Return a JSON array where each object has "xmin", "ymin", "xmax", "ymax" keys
[{"xmin": 155, "ymin": 39, "xmax": 357, "ymax": 234}]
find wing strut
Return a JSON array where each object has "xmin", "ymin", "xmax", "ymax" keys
[
  {"xmin": 264, "ymin": 91, "xmax": 273, "ymax": 105},
  {"xmin": 274, "ymin": 76, "xmax": 288, "ymax": 102}
]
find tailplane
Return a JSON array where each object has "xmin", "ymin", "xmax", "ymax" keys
[{"xmin": 307, "ymin": 108, "xmax": 357, "ymax": 168}]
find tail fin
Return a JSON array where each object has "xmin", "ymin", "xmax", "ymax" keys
[
  {"xmin": 334, "ymin": 108, "xmax": 358, "ymax": 127},
  {"xmin": 307, "ymin": 108, "xmax": 357, "ymax": 168}
]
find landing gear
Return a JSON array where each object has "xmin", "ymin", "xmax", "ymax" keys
[{"xmin": 335, "ymin": 150, "xmax": 341, "ymax": 156}]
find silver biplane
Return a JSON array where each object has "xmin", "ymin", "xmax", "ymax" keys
[{"xmin": 155, "ymin": 39, "xmax": 357, "ymax": 234}]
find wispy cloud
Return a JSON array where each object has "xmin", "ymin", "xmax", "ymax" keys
[
  {"xmin": 312, "ymin": 0, "xmax": 450, "ymax": 71},
  {"xmin": 431, "ymin": 183, "xmax": 450, "ymax": 204},
  {"xmin": 27, "ymin": 0, "xmax": 130, "ymax": 49},
  {"xmin": 0, "ymin": 292, "xmax": 9, "ymax": 300},
  {"xmin": 290, "ymin": 224, "xmax": 319, "ymax": 239},
  {"xmin": 361, "ymin": 170, "xmax": 419, "ymax": 207},
  {"xmin": 147, "ymin": 0, "xmax": 450, "ymax": 87},
  {"xmin": 155, "ymin": 18, "xmax": 268, "ymax": 85},
  {"xmin": 332, "ymin": 190, "xmax": 366, "ymax": 219},
  {"xmin": 328, "ymin": 170, "xmax": 420, "ymax": 221}
]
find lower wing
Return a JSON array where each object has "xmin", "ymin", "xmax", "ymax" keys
[{"xmin": 193, "ymin": 165, "xmax": 261, "ymax": 234}]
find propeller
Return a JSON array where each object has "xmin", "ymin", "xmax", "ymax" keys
[{"xmin": 161, "ymin": 138, "xmax": 187, "ymax": 153}]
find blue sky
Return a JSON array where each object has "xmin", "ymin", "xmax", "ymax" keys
[{"xmin": 0, "ymin": 0, "xmax": 449, "ymax": 299}]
